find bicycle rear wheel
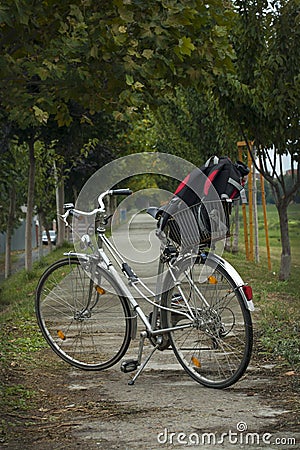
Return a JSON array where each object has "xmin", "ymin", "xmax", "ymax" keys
[
  {"xmin": 35, "ymin": 257, "xmax": 132, "ymax": 370},
  {"xmin": 161, "ymin": 256, "xmax": 253, "ymax": 388}
]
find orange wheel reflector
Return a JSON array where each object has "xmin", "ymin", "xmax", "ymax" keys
[
  {"xmin": 57, "ymin": 330, "xmax": 66, "ymax": 340},
  {"xmin": 95, "ymin": 285, "xmax": 105, "ymax": 295},
  {"xmin": 191, "ymin": 356, "xmax": 201, "ymax": 368},
  {"xmin": 208, "ymin": 275, "xmax": 218, "ymax": 284}
]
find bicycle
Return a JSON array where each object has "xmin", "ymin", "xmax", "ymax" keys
[{"xmin": 35, "ymin": 189, "xmax": 254, "ymax": 389}]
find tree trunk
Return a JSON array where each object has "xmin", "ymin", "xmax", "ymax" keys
[
  {"xmin": 45, "ymin": 228, "xmax": 53, "ymax": 251},
  {"xmin": 5, "ymin": 186, "xmax": 16, "ymax": 278},
  {"xmin": 25, "ymin": 140, "xmax": 35, "ymax": 272},
  {"xmin": 53, "ymin": 161, "xmax": 65, "ymax": 246},
  {"xmin": 224, "ymin": 235, "xmax": 231, "ymax": 252},
  {"xmin": 38, "ymin": 212, "xmax": 44, "ymax": 260},
  {"xmin": 56, "ymin": 177, "xmax": 65, "ymax": 246},
  {"xmin": 276, "ymin": 201, "xmax": 291, "ymax": 281},
  {"xmin": 252, "ymin": 153, "xmax": 259, "ymax": 263}
]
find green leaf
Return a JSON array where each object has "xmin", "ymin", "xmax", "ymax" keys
[
  {"xmin": 133, "ymin": 81, "xmax": 144, "ymax": 91},
  {"xmin": 177, "ymin": 37, "xmax": 195, "ymax": 57},
  {"xmin": 36, "ymin": 67, "xmax": 49, "ymax": 81},
  {"xmin": 142, "ymin": 49, "xmax": 154, "ymax": 60},
  {"xmin": 32, "ymin": 106, "xmax": 49, "ymax": 124},
  {"xmin": 213, "ymin": 25, "xmax": 227, "ymax": 38},
  {"xmin": 125, "ymin": 74, "xmax": 134, "ymax": 86},
  {"xmin": 90, "ymin": 45, "xmax": 98, "ymax": 58},
  {"xmin": 54, "ymin": 104, "xmax": 72, "ymax": 127},
  {"xmin": 118, "ymin": 6, "xmax": 134, "ymax": 22}
]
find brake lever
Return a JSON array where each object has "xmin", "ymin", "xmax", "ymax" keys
[{"xmin": 103, "ymin": 214, "xmax": 113, "ymax": 225}]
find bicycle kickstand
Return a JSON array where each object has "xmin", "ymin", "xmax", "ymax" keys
[{"xmin": 121, "ymin": 331, "xmax": 159, "ymax": 385}]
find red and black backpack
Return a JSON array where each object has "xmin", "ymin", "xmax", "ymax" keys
[
  {"xmin": 174, "ymin": 155, "xmax": 249, "ymax": 205},
  {"xmin": 158, "ymin": 156, "xmax": 249, "ymax": 248}
]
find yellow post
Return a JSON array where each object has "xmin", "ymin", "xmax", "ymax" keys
[
  {"xmin": 247, "ymin": 149, "xmax": 254, "ymax": 261},
  {"xmin": 260, "ymin": 171, "xmax": 272, "ymax": 270},
  {"xmin": 237, "ymin": 143, "xmax": 249, "ymax": 259}
]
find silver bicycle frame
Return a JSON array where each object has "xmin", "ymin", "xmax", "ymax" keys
[
  {"xmin": 63, "ymin": 194, "xmax": 254, "ymax": 344},
  {"xmin": 96, "ymin": 236, "xmax": 196, "ymax": 337}
]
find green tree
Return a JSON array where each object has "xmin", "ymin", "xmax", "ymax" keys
[
  {"xmin": 219, "ymin": 0, "xmax": 300, "ymax": 280},
  {"xmin": 0, "ymin": 0, "xmax": 237, "ymax": 270},
  {"xmin": 116, "ymin": 87, "xmax": 238, "ymax": 182},
  {"xmin": 0, "ymin": 139, "xmax": 27, "ymax": 277},
  {"xmin": 0, "ymin": 0, "xmax": 236, "ymax": 124},
  {"xmin": 34, "ymin": 140, "xmax": 60, "ymax": 253},
  {"xmin": 38, "ymin": 109, "xmax": 116, "ymax": 246},
  {"xmin": 152, "ymin": 88, "xmax": 238, "ymax": 164}
]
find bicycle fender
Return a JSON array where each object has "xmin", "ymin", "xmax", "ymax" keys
[
  {"xmin": 207, "ymin": 253, "xmax": 255, "ymax": 312},
  {"xmin": 98, "ymin": 261, "xmax": 138, "ymax": 339},
  {"xmin": 106, "ymin": 272, "xmax": 138, "ymax": 340}
]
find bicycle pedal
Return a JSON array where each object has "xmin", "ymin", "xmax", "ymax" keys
[
  {"xmin": 171, "ymin": 294, "xmax": 184, "ymax": 306},
  {"xmin": 120, "ymin": 359, "xmax": 139, "ymax": 373}
]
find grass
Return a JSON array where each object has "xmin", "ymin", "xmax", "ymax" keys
[
  {"xmin": 0, "ymin": 243, "xmax": 73, "ymax": 369},
  {"xmin": 0, "ymin": 243, "xmax": 72, "ymax": 312},
  {"xmin": 226, "ymin": 203, "xmax": 300, "ymax": 369},
  {"xmin": 0, "ymin": 243, "xmax": 73, "ymax": 440}
]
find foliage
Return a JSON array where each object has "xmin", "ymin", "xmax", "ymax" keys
[
  {"xmin": 227, "ymin": 0, "xmax": 300, "ymax": 172},
  {"xmin": 117, "ymin": 87, "xmax": 239, "ymax": 173},
  {"xmin": 0, "ymin": 141, "xmax": 27, "ymax": 233},
  {"xmin": 0, "ymin": 0, "xmax": 238, "ymax": 272},
  {"xmin": 217, "ymin": 0, "xmax": 300, "ymax": 280},
  {"xmin": 246, "ymin": 173, "xmax": 300, "ymax": 205},
  {"xmin": 152, "ymin": 88, "xmax": 238, "ymax": 164},
  {"xmin": 58, "ymin": 111, "xmax": 118, "ymax": 201},
  {"xmin": 0, "ymin": 0, "xmax": 236, "ymax": 128}
]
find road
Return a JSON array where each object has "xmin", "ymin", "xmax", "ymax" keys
[{"xmin": 68, "ymin": 213, "xmax": 298, "ymax": 449}]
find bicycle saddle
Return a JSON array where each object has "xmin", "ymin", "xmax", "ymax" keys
[{"xmin": 146, "ymin": 206, "xmax": 161, "ymax": 220}]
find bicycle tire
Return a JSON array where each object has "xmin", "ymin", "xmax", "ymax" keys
[
  {"xmin": 161, "ymin": 256, "xmax": 253, "ymax": 388},
  {"xmin": 35, "ymin": 257, "xmax": 132, "ymax": 370}
]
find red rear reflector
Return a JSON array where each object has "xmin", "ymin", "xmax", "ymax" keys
[{"xmin": 242, "ymin": 285, "xmax": 253, "ymax": 300}]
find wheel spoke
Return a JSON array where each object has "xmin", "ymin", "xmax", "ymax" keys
[
  {"xmin": 162, "ymin": 257, "xmax": 253, "ymax": 388},
  {"xmin": 35, "ymin": 258, "xmax": 132, "ymax": 370}
]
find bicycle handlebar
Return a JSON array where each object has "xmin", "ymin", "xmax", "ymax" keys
[
  {"xmin": 61, "ymin": 188, "xmax": 132, "ymax": 225},
  {"xmin": 97, "ymin": 189, "xmax": 132, "ymax": 211},
  {"xmin": 109, "ymin": 189, "xmax": 132, "ymax": 196}
]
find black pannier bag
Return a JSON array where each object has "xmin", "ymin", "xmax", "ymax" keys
[{"xmin": 158, "ymin": 156, "xmax": 249, "ymax": 249}]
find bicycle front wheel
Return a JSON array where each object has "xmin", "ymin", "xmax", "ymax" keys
[
  {"xmin": 161, "ymin": 256, "xmax": 253, "ymax": 388},
  {"xmin": 35, "ymin": 257, "xmax": 132, "ymax": 370}
]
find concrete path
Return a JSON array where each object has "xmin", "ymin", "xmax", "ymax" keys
[{"xmin": 67, "ymin": 212, "xmax": 298, "ymax": 449}]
